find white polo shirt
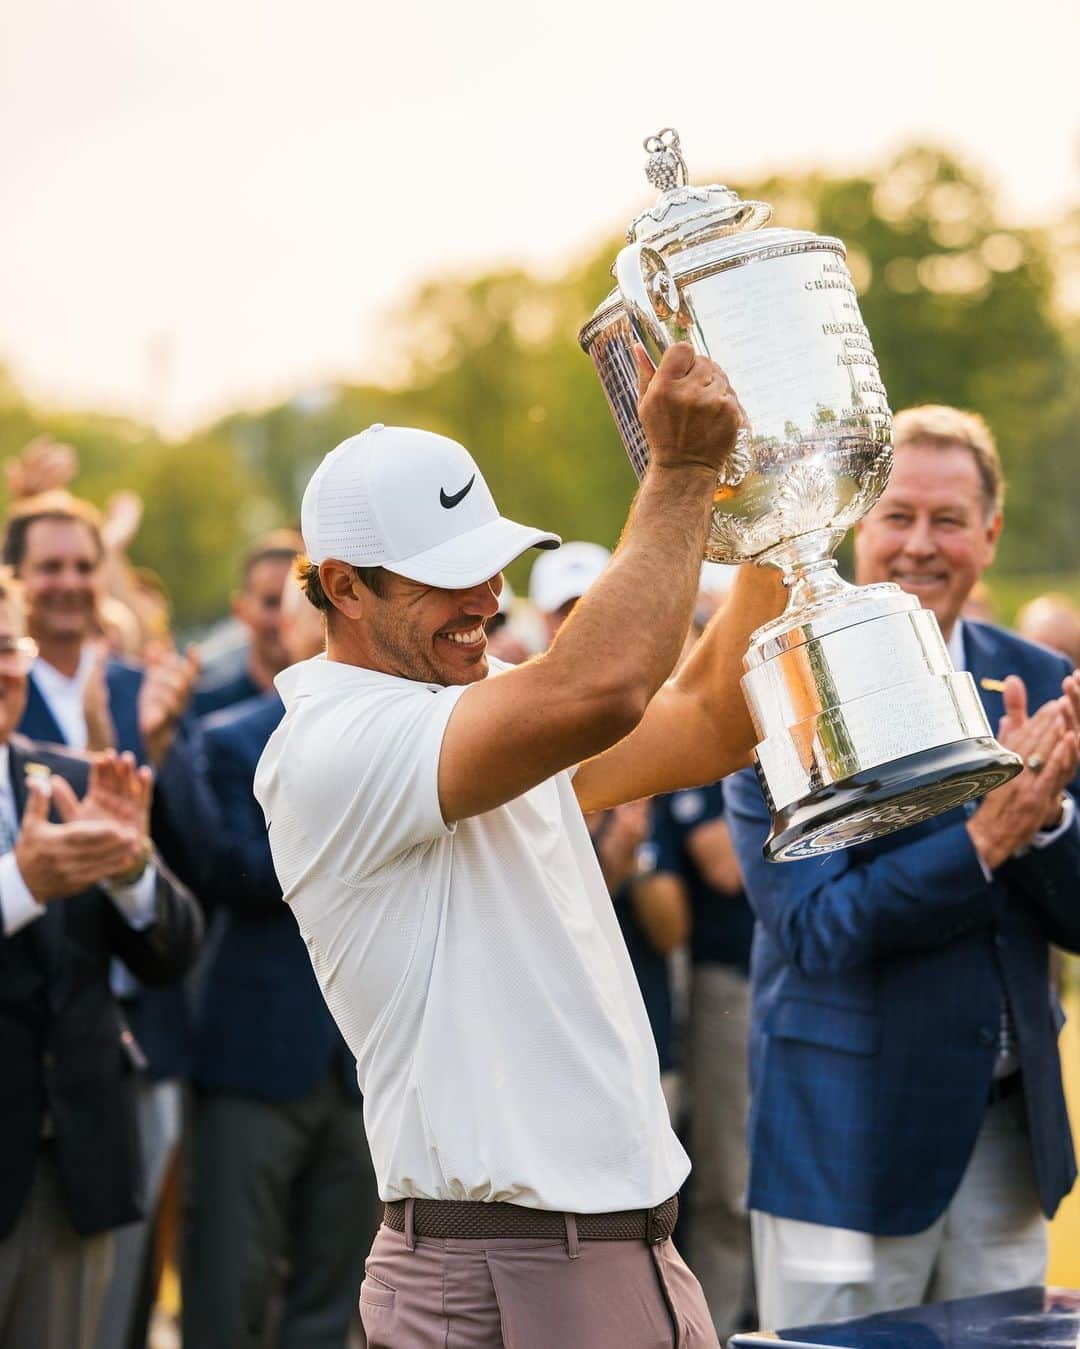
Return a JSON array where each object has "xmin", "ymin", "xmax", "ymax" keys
[{"xmin": 254, "ymin": 654, "xmax": 689, "ymax": 1212}]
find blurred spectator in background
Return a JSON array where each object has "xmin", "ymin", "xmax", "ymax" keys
[
  {"xmin": 0, "ymin": 568, "xmax": 202, "ymax": 1349},
  {"xmin": 175, "ymin": 574, "xmax": 379, "ymax": 1348},
  {"xmin": 591, "ymin": 799, "xmax": 686, "ymax": 1117},
  {"xmin": 0, "ymin": 490, "xmax": 202, "ymax": 1349},
  {"xmin": 726, "ymin": 404, "xmax": 1080, "ymax": 1330},
  {"xmin": 3, "ymin": 437, "xmax": 170, "ymax": 659},
  {"xmin": 484, "ymin": 577, "xmax": 531, "ymax": 665},
  {"xmin": 1017, "ymin": 593, "xmax": 1080, "ymax": 668},
  {"xmin": 528, "ymin": 539, "xmax": 610, "ymax": 646},
  {"xmin": 194, "ymin": 531, "xmax": 303, "ymax": 717}
]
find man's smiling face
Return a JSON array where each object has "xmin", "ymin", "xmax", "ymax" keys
[
  {"xmin": 18, "ymin": 517, "xmax": 102, "ymax": 647},
  {"xmin": 365, "ymin": 571, "xmax": 503, "ymax": 686},
  {"xmin": 855, "ymin": 440, "xmax": 1002, "ymax": 641}
]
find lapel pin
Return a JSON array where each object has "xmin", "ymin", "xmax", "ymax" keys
[
  {"xmin": 979, "ymin": 677, "xmax": 1006, "ymax": 693},
  {"xmin": 24, "ymin": 762, "xmax": 53, "ymax": 796}
]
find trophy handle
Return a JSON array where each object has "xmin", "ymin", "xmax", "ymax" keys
[{"xmin": 615, "ymin": 243, "xmax": 707, "ymax": 370}]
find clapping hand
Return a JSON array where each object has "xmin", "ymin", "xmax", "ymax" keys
[
  {"xmin": 102, "ymin": 490, "xmax": 145, "ymax": 556},
  {"xmin": 137, "ymin": 643, "xmax": 200, "ymax": 768},
  {"xmin": 4, "ymin": 435, "xmax": 79, "ymax": 500},
  {"xmin": 15, "ymin": 754, "xmax": 151, "ymax": 904},
  {"xmin": 51, "ymin": 749, "xmax": 153, "ymax": 840},
  {"xmin": 967, "ymin": 674, "xmax": 1080, "ymax": 871}
]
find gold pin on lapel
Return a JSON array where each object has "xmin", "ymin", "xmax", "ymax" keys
[
  {"xmin": 980, "ymin": 677, "xmax": 1007, "ymax": 693},
  {"xmin": 24, "ymin": 762, "xmax": 53, "ymax": 796}
]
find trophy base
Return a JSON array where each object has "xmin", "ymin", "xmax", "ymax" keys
[{"xmin": 762, "ymin": 736, "xmax": 1020, "ymax": 862}]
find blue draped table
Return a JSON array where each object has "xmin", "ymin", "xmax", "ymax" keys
[{"xmin": 730, "ymin": 1287, "xmax": 1080, "ymax": 1349}]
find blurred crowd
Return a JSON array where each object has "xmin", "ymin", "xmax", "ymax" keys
[{"xmin": 1, "ymin": 413, "xmax": 1079, "ymax": 1349}]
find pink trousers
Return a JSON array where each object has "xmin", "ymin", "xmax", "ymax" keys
[{"xmin": 359, "ymin": 1220, "xmax": 720, "ymax": 1348}]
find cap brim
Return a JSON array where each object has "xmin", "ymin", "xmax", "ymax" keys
[{"xmin": 388, "ymin": 516, "xmax": 561, "ymax": 589}]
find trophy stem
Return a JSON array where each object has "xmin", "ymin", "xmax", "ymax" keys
[{"xmin": 756, "ymin": 529, "xmax": 851, "ymax": 617}]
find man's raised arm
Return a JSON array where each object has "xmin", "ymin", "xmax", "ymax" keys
[
  {"xmin": 572, "ymin": 562, "xmax": 785, "ymax": 811},
  {"xmin": 438, "ymin": 343, "xmax": 745, "ymax": 823}
]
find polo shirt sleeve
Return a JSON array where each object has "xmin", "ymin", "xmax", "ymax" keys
[{"xmin": 277, "ymin": 682, "xmax": 469, "ymax": 885}]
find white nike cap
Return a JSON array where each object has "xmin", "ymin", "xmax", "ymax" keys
[
  {"xmin": 529, "ymin": 540, "xmax": 611, "ymax": 614},
  {"xmin": 300, "ymin": 424, "xmax": 560, "ymax": 588}
]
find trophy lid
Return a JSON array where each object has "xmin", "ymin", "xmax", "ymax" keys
[{"xmin": 627, "ymin": 129, "xmax": 773, "ymax": 249}]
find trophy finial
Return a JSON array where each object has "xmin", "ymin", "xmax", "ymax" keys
[{"xmin": 644, "ymin": 128, "xmax": 688, "ymax": 192}]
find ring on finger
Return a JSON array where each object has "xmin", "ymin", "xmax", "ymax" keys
[{"xmin": 1027, "ymin": 753, "xmax": 1045, "ymax": 774}]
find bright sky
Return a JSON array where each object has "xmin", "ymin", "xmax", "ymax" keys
[{"xmin": 2, "ymin": 0, "xmax": 1077, "ymax": 432}]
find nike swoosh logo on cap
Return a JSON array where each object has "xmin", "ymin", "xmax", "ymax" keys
[{"xmin": 440, "ymin": 475, "xmax": 476, "ymax": 509}]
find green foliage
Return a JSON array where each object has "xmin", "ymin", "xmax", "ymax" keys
[
  {"xmin": 128, "ymin": 433, "xmax": 261, "ymax": 625},
  {"xmin": 0, "ymin": 142, "xmax": 1076, "ymax": 625},
  {"xmin": 984, "ymin": 571, "xmax": 1080, "ymax": 627}
]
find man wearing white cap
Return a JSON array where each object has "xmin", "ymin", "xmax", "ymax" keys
[
  {"xmin": 529, "ymin": 540, "xmax": 612, "ymax": 646},
  {"xmin": 254, "ymin": 344, "xmax": 783, "ymax": 1348}
]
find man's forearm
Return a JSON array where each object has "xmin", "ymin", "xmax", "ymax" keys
[{"xmin": 673, "ymin": 563, "xmax": 786, "ymax": 765}]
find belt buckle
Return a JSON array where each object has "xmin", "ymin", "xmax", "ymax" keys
[{"xmin": 645, "ymin": 1205, "xmax": 663, "ymax": 1244}]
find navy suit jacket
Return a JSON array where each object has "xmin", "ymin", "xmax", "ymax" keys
[
  {"xmin": 192, "ymin": 667, "xmax": 260, "ymax": 720},
  {"xmin": 0, "ymin": 735, "xmax": 201, "ymax": 1238},
  {"xmin": 724, "ymin": 621, "xmax": 1080, "ymax": 1235},
  {"xmin": 19, "ymin": 659, "xmax": 199, "ymax": 1079},
  {"xmin": 165, "ymin": 692, "xmax": 360, "ymax": 1102}
]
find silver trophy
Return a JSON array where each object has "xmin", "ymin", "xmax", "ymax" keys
[{"xmin": 580, "ymin": 129, "xmax": 1020, "ymax": 860}]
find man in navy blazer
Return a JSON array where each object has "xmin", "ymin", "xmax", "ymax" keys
[
  {"xmin": 172, "ymin": 574, "xmax": 378, "ymax": 1349},
  {"xmin": 724, "ymin": 405, "xmax": 1080, "ymax": 1331}
]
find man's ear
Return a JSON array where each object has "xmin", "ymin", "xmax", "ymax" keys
[
  {"xmin": 319, "ymin": 561, "xmax": 369, "ymax": 621},
  {"xmin": 983, "ymin": 510, "xmax": 1004, "ymax": 567}
]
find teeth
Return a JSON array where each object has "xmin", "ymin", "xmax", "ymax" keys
[{"xmin": 443, "ymin": 626, "xmax": 484, "ymax": 645}]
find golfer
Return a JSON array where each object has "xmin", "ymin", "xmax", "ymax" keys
[{"xmin": 255, "ymin": 344, "xmax": 783, "ymax": 1348}]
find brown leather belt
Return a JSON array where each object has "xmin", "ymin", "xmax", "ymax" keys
[{"xmin": 383, "ymin": 1194, "xmax": 678, "ymax": 1243}]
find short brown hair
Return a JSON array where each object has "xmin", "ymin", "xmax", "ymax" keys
[
  {"xmin": 294, "ymin": 556, "xmax": 389, "ymax": 615},
  {"xmin": 241, "ymin": 529, "xmax": 305, "ymax": 586},
  {"xmin": 891, "ymin": 405, "xmax": 1005, "ymax": 518},
  {"xmin": 3, "ymin": 491, "xmax": 105, "ymax": 570}
]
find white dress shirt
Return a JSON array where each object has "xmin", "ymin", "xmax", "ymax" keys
[{"xmin": 30, "ymin": 648, "xmax": 98, "ymax": 751}]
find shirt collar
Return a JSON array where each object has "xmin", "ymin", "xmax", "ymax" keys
[
  {"xmin": 274, "ymin": 653, "xmax": 445, "ymax": 708},
  {"xmin": 33, "ymin": 644, "xmax": 97, "ymax": 693},
  {"xmin": 945, "ymin": 619, "xmax": 966, "ymax": 672}
]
